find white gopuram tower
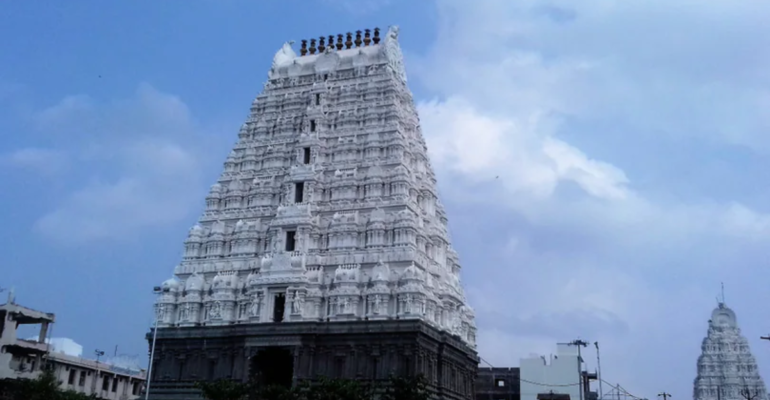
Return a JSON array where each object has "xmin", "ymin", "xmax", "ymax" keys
[
  {"xmin": 693, "ymin": 300, "xmax": 767, "ymax": 400},
  {"xmin": 147, "ymin": 27, "xmax": 478, "ymax": 400}
]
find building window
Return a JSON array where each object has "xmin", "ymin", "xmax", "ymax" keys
[
  {"xmin": 294, "ymin": 182, "xmax": 304, "ymax": 203},
  {"xmin": 273, "ymin": 293, "xmax": 286, "ymax": 322},
  {"xmin": 112, "ymin": 377, "xmax": 118, "ymax": 392},
  {"xmin": 495, "ymin": 378, "xmax": 506, "ymax": 387},
  {"xmin": 102, "ymin": 376, "xmax": 110, "ymax": 391},
  {"xmin": 68, "ymin": 369, "xmax": 76, "ymax": 385},
  {"xmin": 285, "ymin": 231, "xmax": 296, "ymax": 252},
  {"xmin": 79, "ymin": 371, "xmax": 86, "ymax": 386},
  {"xmin": 132, "ymin": 381, "xmax": 139, "ymax": 395},
  {"xmin": 310, "ymin": 120, "xmax": 316, "ymax": 132},
  {"xmin": 303, "ymin": 147, "xmax": 311, "ymax": 164},
  {"xmin": 315, "ymin": 93, "xmax": 321, "ymax": 105}
]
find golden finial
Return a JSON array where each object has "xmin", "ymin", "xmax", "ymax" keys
[
  {"xmin": 336, "ymin": 34, "xmax": 344, "ymax": 50},
  {"xmin": 318, "ymin": 36, "xmax": 326, "ymax": 52},
  {"xmin": 300, "ymin": 40, "xmax": 308, "ymax": 56}
]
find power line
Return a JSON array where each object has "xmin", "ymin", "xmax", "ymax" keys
[
  {"xmin": 478, "ymin": 356, "xmax": 648, "ymax": 400},
  {"xmin": 479, "ymin": 356, "xmax": 583, "ymax": 387}
]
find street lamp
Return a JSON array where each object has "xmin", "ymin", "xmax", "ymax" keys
[
  {"xmin": 93, "ymin": 350, "xmax": 105, "ymax": 395},
  {"xmin": 146, "ymin": 286, "xmax": 168, "ymax": 400}
]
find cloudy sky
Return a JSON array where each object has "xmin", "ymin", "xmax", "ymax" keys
[{"xmin": 2, "ymin": 0, "xmax": 770, "ymax": 397}]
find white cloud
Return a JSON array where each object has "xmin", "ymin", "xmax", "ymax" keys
[
  {"xmin": 419, "ymin": 97, "xmax": 629, "ymax": 201},
  {"xmin": 414, "ymin": 0, "xmax": 770, "ymax": 397},
  {"xmin": 28, "ymin": 84, "xmax": 220, "ymax": 246},
  {"xmin": 0, "ymin": 147, "xmax": 69, "ymax": 176}
]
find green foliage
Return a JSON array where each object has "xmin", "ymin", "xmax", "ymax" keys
[
  {"xmin": 253, "ymin": 383, "xmax": 302, "ymax": 400},
  {"xmin": 380, "ymin": 374, "xmax": 431, "ymax": 400},
  {"xmin": 194, "ymin": 379, "xmax": 250, "ymax": 400},
  {"xmin": 298, "ymin": 376, "xmax": 375, "ymax": 400},
  {"xmin": 194, "ymin": 373, "xmax": 429, "ymax": 400}
]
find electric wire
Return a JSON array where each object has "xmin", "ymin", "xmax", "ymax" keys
[
  {"xmin": 479, "ymin": 356, "xmax": 582, "ymax": 387},
  {"xmin": 478, "ymin": 356, "xmax": 647, "ymax": 399}
]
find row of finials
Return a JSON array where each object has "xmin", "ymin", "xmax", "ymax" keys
[{"xmin": 300, "ymin": 28, "xmax": 382, "ymax": 56}]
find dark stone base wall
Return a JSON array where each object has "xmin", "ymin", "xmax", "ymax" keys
[{"xmin": 146, "ymin": 320, "xmax": 478, "ymax": 400}]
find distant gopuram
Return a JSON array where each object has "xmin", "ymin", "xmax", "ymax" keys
[{"xmin": 693, "ymin": 300, "xmax": 767, "ymax": 400}]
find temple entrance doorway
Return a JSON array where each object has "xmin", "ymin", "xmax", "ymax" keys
[{"xmin": 250, "ymin": 347, "xmax": 294, "ymax": 389}]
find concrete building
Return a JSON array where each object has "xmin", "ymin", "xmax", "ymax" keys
[
  {"xmin": 520, "ymin": 345, "xmax": 597, "ymax": 400},
  {"xmin": 693, "ymin": 301, "xmax": 767, "ymax": 400},
  {"xmin": 476, "ymin": 367, "xmax": 520, "ymax": 400},
  {"xmin": 45, "ymin": 352, "xmax": 147, "ymax": 400},
  {"xmin": 0, "ymin": 291, "xmax": 146, "ymax": 400},
  {"xmin": 147, "ymin": 26, "xmax": 478, "ymax": 400},
  {"xmin": 0, "ymin": 289, "xmax": 54, "ymax": 381}
]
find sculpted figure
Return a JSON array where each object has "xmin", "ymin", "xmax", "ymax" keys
[
  {"xmin": 405, "ymin": 294, "xmax": 413, "ymax": 313},
  {"xmin": 209, "ymin": 301, "xmax": 222, "ymax": 319},
  {"xmin": 292, "ymin": 291, "xmax": 304, "ymax": 314},
  {"xmin": 345, "ymin": 297, "xmax": 353, "ymax": 313},
  {"xmin": 179, "ymin": 304, "xmax": 189, "ymax": 321},
  {"xmin": 156, "ymin": 304, "xmax": 166, "ymax": 321},
  {"xmin": 249, "ymin": 295, "xmax": 260, "ymax": 317}
]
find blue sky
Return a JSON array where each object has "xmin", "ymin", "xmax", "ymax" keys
[{"xmin": 3, "ymin": 0, "xmax": 770, "ymax": 397}]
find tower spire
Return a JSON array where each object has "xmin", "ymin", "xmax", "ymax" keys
[{"xmin": 720, "ymin": 282, "xmax": 725, "ymax": 304}]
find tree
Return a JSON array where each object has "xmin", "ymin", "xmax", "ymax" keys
[
  {"xmin": 380, "ymin": 374, "xmax": 431, "ymax": 400},
  {"xmin": 194, "ymin": 373, "xmax": 429, "ymax": 400},
  {"xmin": 195, "ymin": 379, "xmax": 250, "ymax": 400},
  {"xmin": 298, "ymin": 377, "xmax": 374, "ymax": 400}
]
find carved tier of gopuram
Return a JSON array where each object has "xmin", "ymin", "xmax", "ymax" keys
[
  {"xmin": 693, "ymin": 301, "xmax": 767, "ymax": 400},
  {"xmin": 146, "ymin": 27, "xmax": 478, "ymax": 400}
]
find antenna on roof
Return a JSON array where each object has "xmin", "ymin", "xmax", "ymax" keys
[{"xmin": 721, "ymin": 282, "xmax": 726, "ymax": 304}]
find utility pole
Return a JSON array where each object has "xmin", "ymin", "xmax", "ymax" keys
[
  {"xmin": 146, "ymin": 286, "xmax": 166, "ymax": 400},
  {"xmin": 93, "ymin": 350, "xmax": 105, "ymax": 395},
  {"xmin": 560, "ymin": 340, "xmax": 589, "ymax": 400},
  {"xmin": 658, "ymin": 392, "xmax": 672, "ymax": 400},
  {"xmin": 595, "ymin": 342, "xmax": 604, "ymax": 400}
]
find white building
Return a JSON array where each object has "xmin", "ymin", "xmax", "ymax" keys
[
  {"xmin": 46, "ymin": 352, "xmax": 146, "ymax": 400},
  {"xmin": 0, "ymin": 289, "xmax": 54, "ymax": 381},
  {"xmin": 0, "ymin": 291, "xmax": 146, "ymax": 399},
  {"xmin": 520, "ymin": 344, "xmax": 593, "ymax": 400}
]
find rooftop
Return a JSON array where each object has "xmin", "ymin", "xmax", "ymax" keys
[{"xmin": 0, "ymin": 301, "xmax": 55, "ymax": 324}]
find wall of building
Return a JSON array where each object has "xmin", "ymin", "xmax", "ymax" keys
[
  {"xmin": 476, "ymin": 367, "xmax": 520, "ymax": 400},
  {"xmin": 46, "ymin": 352, "xmax": 146, "ymax": 400},
  {"xmin": 147, "ymin": 320, "xmax": 478, "ymax": 400},
  {"xmin": 0, "ymin": 301, "xmax": 54, "ymax": 381},
  {"xmin": 520, "ymin": 345, "xmax": 582, "ymax": 400}
]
